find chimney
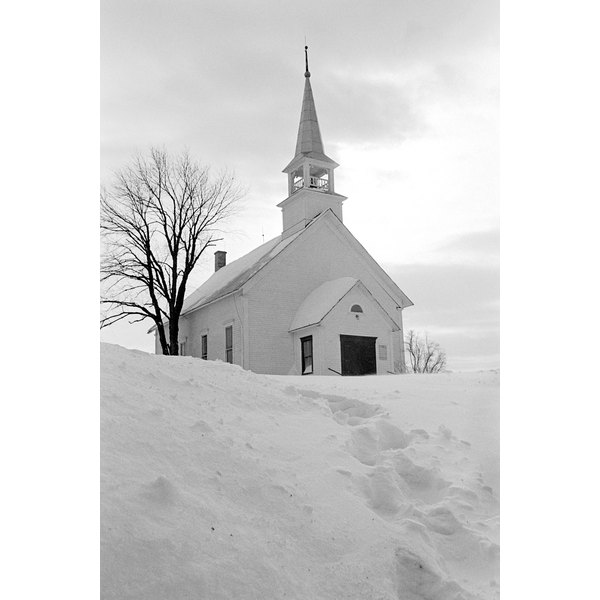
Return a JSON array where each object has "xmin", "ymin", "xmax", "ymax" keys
[{"xmin": 214, "ymin": 250, "xmax": 227, "ymax": 272}]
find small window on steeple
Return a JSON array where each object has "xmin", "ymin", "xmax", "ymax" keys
[
  {"xmin": 309, "ymin": 164, "xmax": 329, "ymax": 192},
  {"xmin": 350, "ymin": 304, "xmax": 363, "ymax": 313},
  {"xmin": 292, "ymin": 167, "xmax": 304, "ymax": 193}
]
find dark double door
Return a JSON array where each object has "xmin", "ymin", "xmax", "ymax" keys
[{"xmin": 340, "ymin": 335, "xmax": 377, "ymax": 376}]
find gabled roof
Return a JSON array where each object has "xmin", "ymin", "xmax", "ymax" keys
[
  {"xmin": 289, "ymin": 277, "xmax": 401, "ymax": 332},
  {"xmin": 289, "ymin": 277, "xmax": 358, "ymax": 331},
  {"xmin": 152, "ymin": 208, "xmax": 412, "ymax": 334},
  {"xmin": 180, "ymin": 231, "xmax": 301, "ymax": 315},
  {"xmin": 310, "ymin": 210, "xmax": 414, "ymax": 310}
]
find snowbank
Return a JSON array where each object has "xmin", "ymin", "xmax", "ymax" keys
[{"xmin": 101, "ymin": 344, "xmax": 499, "ymax": 599}]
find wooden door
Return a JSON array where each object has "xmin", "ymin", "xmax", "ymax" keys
[{"xmin": 340, "ymin": 335, "xmax": 377, "ymax": 376}]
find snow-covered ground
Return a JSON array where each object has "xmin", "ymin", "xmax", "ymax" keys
[{"xmin": 101, "ymin": 344, "xmax": 499, "ymax": 599}]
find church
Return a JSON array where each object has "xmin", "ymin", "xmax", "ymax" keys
[{"xmin": 153, "ymin": 49, "xmax": 413, "ymax": 375}]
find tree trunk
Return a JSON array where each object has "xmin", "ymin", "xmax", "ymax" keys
[
  {"xmin": 169, "ymin": 313, "xmax": 180, "ymax": 356},
  {"xmin": 156, "ymin": 322, "xmax": 170, "ymax": 355}
]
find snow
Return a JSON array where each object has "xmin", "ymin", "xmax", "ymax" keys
[
  {"xmin": 274, "ymin": 373, "xmax": 500, "ymax": 494},
  {"xmin": 101, "ymin": 344, "xmax": 499, "ymax": 599},
  {"xmin": 289, "ymin": 276, "xmax": 358, "ymax": 331}
]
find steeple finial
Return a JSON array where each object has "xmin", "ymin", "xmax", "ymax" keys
[{"xmin": 304, "ymin": 45, "xmax": 310, "ymax": 78}]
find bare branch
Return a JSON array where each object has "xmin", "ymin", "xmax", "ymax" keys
[
  {"xmin": 404, "ymin": 330, "xmax": 447, "ymax": 373},
  {"xmin": 101, "ymin": 148, "xmax": 243, "ymax": 355}
]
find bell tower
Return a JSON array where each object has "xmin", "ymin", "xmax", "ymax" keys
[{"xmin": 278, "ymin": 47, "xmax": 347, "ymax": 239}]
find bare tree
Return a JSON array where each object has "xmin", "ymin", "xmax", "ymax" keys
[
  {"xmin": 101, "ymin": 148, "xmax": 243, "ymax": 355},
  {"xmin": 405, "ymin": 330, "xmax": 447, "ymax": 373}
]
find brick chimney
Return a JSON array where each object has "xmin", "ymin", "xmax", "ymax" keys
[{"xmin": 214, "ymin": 250, "xmax": 227, "ymax": 272}]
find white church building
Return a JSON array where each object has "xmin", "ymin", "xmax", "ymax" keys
[{"xmin": 154, "ymin": 50, "xmax": 413, "ymax": 375}]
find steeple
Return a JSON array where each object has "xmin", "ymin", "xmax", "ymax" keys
[
  {"xmin": 286, "ymin": 46, "xmax": 336, "ymax": 169},
  {"xmin": 279, "ymin": 47, "xmax": 346, "ymax": 239}
]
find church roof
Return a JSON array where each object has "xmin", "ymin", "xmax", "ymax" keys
[
  {"xmin": 289, "ymin": 276, "xmax": 401, "ymax": 332},
  {"xmin": 180, "ymin": 231, "xmax": 301, "ymax": 315},
  {"xmin": 149, "ymin": 210, "xmax": 412, "ymax": 333},
  {"xmin": 289, "ymin": 277, "xmax": 359, "ymax": 331}
]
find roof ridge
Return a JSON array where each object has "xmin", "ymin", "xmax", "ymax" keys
[{"xmin": 180, "ymin": 228, "xmax": 305, "ymax": 316}]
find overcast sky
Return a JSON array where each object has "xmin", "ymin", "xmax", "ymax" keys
[{"xmin": 100, "ymin": 0, "xmax": 499, "ymax": 371}]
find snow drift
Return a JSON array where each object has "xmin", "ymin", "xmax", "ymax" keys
[{"xmin": 101, "ymin": 344, "xmax": 499, "ymax": 599}]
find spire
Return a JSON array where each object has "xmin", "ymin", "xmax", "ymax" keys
[
  {"xmin": 304, "ymin": 45, "xmax": 310, "ymax": 77},
  {"xmin": 294, "ymin": 45, "xmax": 325, "ymax": 157}
]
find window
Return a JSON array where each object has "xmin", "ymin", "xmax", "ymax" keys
[
  {"xmin": 350, "ymin": 304, "xmax": 363, "ymax": 313},
  {"xmin": 301, "ymin": 336, "xmax": 313, "ymax": 375},
  {"xmin": 201, "ymin": 335, "xmax": 208, "ymax": 360},
  {"xmin": 309, "ymin": 165, "xmax": 329, "ymax": 191},
  {"xmin": 179, "ymin": 339, "xmax": 186, "ymax": 356},
  {"xmin": 378, "ymin": 344, "xmax": 388, "ymax": 361},
  {"xmin": 225, "ymin": 326, "xmax": 233, "ymax": 364},
  {"xmin": 291, "ymin": 167, "xmax": 304, "ymax": 193}
]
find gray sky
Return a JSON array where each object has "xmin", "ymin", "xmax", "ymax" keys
[{"xmin": 100, "ymin": 0, "xmax": 499, "ymax": 371}]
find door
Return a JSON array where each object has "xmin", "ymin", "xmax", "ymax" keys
[{"xmin": 340, "ymin": 335, "xmax": 377, "ymax": 376}]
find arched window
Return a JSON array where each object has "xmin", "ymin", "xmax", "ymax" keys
[{"xmin": 350, "ymin": 304, "xmax": 363, "ymax": 313}]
